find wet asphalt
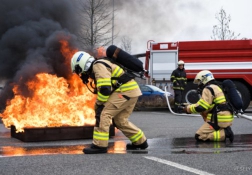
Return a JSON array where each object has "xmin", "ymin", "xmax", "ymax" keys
[{"xmin": 1, "ymin": 109, "xmax": 252, "ymax": 175}]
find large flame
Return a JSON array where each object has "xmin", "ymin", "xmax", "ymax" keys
[{"xmin": 1, "ymin": 40, "xmax": 97, "ymax": 132}]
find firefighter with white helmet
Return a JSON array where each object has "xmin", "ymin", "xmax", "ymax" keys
[
  {"xmin": 71, "ymin": 51, "xmax": 95, "ymax": 75},
  {"xmin": 180, "ymin": 70, "xmax": 234, "ymax": 142},
  {"xmin": 178, "ymin": 60, "xmax": 184, "ymax": 65},
  {"xmin": 170, "ymin": 60, "xmax": 187, "ymax": 113},
  {"xmin": 71, "ymin": 50, "xmax": 148, "ymax": 154}
]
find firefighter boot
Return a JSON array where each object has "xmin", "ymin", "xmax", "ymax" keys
[
  {"xmin": 174, "ymin": 105, "xmax": 178, "ymax": 113},
  {"xmin": 126, "ymin": 140, "xmax": 148, "ymax": 150},
  {"xmin": 224, "ymin": 126, "xmax": 234, "ymax": 143},
  {"xmin": 83, "ymin": 144, "xmax": 107, "ymax": 154}
]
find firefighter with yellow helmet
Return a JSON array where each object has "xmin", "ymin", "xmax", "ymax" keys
[
  {"xmin": 170, "ymin": 60, "xmax": 187, "ymax": 113},
  {"xmin": 70, "ymin": 50, "xmax": 148, "ymax": 154},
  {"xmin": 180, "ymin": 70, "xmax": 234, "ymax": 142}
]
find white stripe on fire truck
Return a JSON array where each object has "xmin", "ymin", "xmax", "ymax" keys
[
  {"xmin": 153, "ymin": 62, "xmax": 252, "ymax": 71},
  {"xmin": 186, "ymin": 62, "xmax": 252, "ymax": 70},
  {"xmin": 186, "ymin": 72, "xmax": 252, "ymax": 75}
]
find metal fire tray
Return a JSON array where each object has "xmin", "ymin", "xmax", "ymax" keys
[{"xmin": 11, "ymin": 125, "xmax": 115, "ymax": 142}]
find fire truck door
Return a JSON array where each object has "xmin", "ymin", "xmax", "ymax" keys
[{"xmin": 150, "ymin": 51, "xmax": 178, "ymax": 84}]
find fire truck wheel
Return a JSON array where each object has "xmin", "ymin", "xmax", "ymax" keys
[
  {"xmin": 233, "ymin": 81, "xmax": 250, "ymax": 111},
  {"xmin": 183, "ymin": 81, "xmax": 199, "ymax": 104}
]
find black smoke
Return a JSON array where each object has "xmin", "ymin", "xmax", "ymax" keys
[{"xmin": 0, "ymin": 0, "xmax": 82, "ymax": 110}]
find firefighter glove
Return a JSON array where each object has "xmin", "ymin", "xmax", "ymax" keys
[
  {"xmin": 177, "ymin": 105, "xmax": 185, "ymax": 112},
  {"xmin": 173, "ymin": 82, "xmax": 179, "ymax": 86},
  {"xmin": 183, "ymin": 105, "xmax": 191, "ymax": 114},
  {"xmin": 94, "ymin": 103, "xmax": 105, "ymax": 122},
  {"xmin": 178, "ymin": 105, "xmax": 190, "ymax": 114},
  {"xmin": 95, "ymin": 103, "xmax": 104, "ymax": 111}
]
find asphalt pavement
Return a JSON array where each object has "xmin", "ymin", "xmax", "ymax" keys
[{"xmin": 1, "ymin": 109, "xmax": 252, "ymax": 175}]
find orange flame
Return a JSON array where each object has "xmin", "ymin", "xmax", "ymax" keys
[
  {"xmin": 1, "ymin": 40, "xmax": 97, "ymax": 132},
  {"xmin": 96, "ymin": 46, "xmax": 106, "ymax": 58},
  {"xmin": 59, "ymin": 40, "xmax": 77, "ymax": 66}
]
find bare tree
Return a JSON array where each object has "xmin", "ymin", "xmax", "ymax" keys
[
  {"xmin": 211, "ymin": 7, "xmax": 240, "ymax": 40},
  {"xmin": 120, "ymin": 35, "xmax": 132, "ymax": 54},
  {"xmin": 77, "ymin": 0, "xmax": 117, "ymax": 52}
]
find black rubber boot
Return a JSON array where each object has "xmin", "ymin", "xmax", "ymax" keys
[
  {"xmin": 83, "ymin": 144, "xmax": 107, "ymax": 154},
  {"xmin": 174, "ymin": 105, "xmax": 178, "ymax": 113},
  {"xmin": 195, "ymin": 134, "xmax": 210, "ymax": 142},
  {"xmin": 224, "ymin": 126, "xmax": 234, "ymax": 143},
  {"xmin": 126, "ymin": 140, "xmax": 148, "ymax": 150}
]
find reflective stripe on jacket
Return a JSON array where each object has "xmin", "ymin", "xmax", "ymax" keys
[
  {"xmin": 188, "ymin": 84, "xmax": 234, "ymax": 123},
  {"xmin": 170, "ymin": 68, "xmax": 187, "ymax": 90},
  {"xmin": 93, "ymin": 59, "xmax": 140, "ymax": 102}
]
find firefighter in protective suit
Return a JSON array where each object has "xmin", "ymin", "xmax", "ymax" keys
[
  {"xmin": 70, "ymin": 51, "xmax": 148, "ymax": 154},
  {"xmin": 180, "ymin": 70, "xmax": 234, "ymax": 142},
  {"xmin": 170, "ymin": 60, "xmax": 187, "ymax": 113}
]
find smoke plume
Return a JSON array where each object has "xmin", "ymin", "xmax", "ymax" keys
[{"xmin": 0, "ymin": 0, "xmax": 81, "ymax": 109}]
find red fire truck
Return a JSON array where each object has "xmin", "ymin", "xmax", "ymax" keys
[{"xmin": 141, "ymin": 40, "xmax": 252, "ymax": 110}]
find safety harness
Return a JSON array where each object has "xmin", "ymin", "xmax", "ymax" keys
[
  {"xmin": 94, "ymin": 58, "xmax": 135, "ymax": 91},
  {"xmin": 206, "ymin": 86, "xmax": 233, "ymax": 131}
]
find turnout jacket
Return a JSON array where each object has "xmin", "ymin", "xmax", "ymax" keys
[
  {"xmin": 170, "ymin": 68, "xmax": 187, "ymax": 90},
  {"xmin": 185, "ymin": 84, "xmax": 234, "ymax": 124},
  {"xmin": 92, "ymin": 59, "xmax": 142, "ymax": 105}
]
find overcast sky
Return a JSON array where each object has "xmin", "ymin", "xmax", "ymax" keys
[{"xmin": 113, "ymin": 0, "xmax": 252, "ymax": 54}]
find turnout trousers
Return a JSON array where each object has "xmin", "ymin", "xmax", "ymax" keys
[
  {"xmin": 174, "ymin": 90, "xmax": 184, "ymax": 112},
  {"xmin": 93, "ymin": 93, "xmax": 147, "ymax": 147},
  {"xmin": 196, "ymin": 122, "xmax": 232, "ymax": 141}
]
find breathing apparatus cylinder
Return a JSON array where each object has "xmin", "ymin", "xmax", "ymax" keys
[
  {"xmin": 106, "ymin": 45, "xmax": 144, "ymax": 73},
  {"xmin": 222, "ymin": 79, "xmax": 243, "ymax": 111}
]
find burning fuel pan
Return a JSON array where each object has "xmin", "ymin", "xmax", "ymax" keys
[{"xmin": 11, "ymin": 125, "xmax": 115, "ymax": 142}]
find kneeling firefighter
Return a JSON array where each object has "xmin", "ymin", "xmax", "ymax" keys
[
  {"xmin": 70, "ymin": 46, "xmax": 148, "ymax": 154},
  {"xmin": 179, "ymin": 70, "xmax": 234, "ymax": 142}
]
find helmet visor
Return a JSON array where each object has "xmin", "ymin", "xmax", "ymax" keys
[{"xmin": 84, "ymin": 57, "xmax": 95, "ymax": 72}]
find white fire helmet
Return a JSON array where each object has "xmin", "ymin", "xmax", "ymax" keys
[
  {"xmin": 193, "ymin": 70, "xmax": 215, "ymax": 85},
  {"xmin": 178, "ymin": 60, "xmax": 184, "ymax": 65},
  {"xmin": 70, "ymin": 51, "xmax": 95, "ymax": 74}
]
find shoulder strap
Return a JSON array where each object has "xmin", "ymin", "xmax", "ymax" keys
[
  {"xmin": 94, "ymin": 57, "xmax": 124, "ymax": 70},
  {"xmin": 206, "ymin": 86, "xmax": 215, "ymax": 97},
  {"xmin": 94, "ymin": 60, "xmax": 112, "ymax": 70},
  {"xmin": 206, "ymin": 85, "xmax": 220, "ymax": 130}
]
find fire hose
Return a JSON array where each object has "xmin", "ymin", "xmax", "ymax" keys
[
  {"xmin": 164, "ymin": 86, "xmax": 200, "ymax": 117},
  {"xmin": 164, "ymin": 86, "xmax": 252, "ymax": 121}
]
